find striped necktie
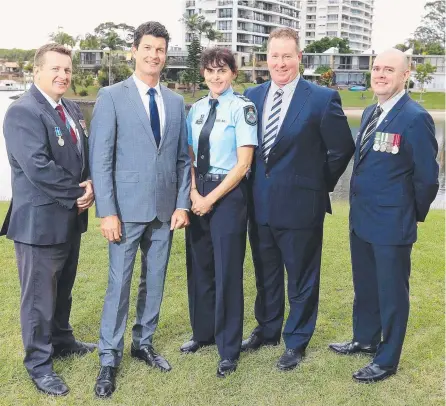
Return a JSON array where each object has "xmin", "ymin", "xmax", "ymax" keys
[
  {"xmin": 262, "ymin": 88, "xmax": 284, "ymax": 161},
  {"xmin": 359, "ymin": 106, "xmax": 383, "ymax": 159}
]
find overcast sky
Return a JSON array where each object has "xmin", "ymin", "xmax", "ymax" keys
[{"xmin": 0, "ymin": 0, "xmax": 428, "ymax": 52}]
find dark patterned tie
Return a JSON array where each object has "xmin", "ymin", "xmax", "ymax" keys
[
  {"xmin": 148, "ymin": 88, "xmax": 161, "ymax": 147},
  {"xmin": 55, "ymin": 105, "xmax": 77, "ymax": 144},
  {"xmin": 359, "ymin": 106, "xmax": 383, "ymax": 158},
  {"xmin": 262, "ymin": 88, "xmax": 284, "ymax": 161},
  {"xmin": 197, "ymin": 99, "xmax": 219, "ymax": 176}
]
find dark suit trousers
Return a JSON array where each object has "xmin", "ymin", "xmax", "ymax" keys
[
  {"xmin": 351, "ymin": 231, "xmax": 412, "ymax": 368},
  {"xmin": 249, "ymin": 223, "xmax": 323, "ymax": 351},
  {"xmin": 186, "ymin": 180, "xmax": 247, "ymax": 360},
  {"xmin": 14, "ymin": 233, "xmax": 81, "ymax": 378}
]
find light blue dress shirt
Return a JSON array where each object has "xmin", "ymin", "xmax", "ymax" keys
[{"xmin": 187, "ymin": 87, "xmax": 258, "ymax": 174}]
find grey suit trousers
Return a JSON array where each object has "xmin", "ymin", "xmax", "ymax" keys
[
  {"xmin": 15, "ymin": 234, "xmax": 81, "ymax": 378},
  {"xmin": 99, "ymin": 219, "xmax": 172, "ymax": 367}
]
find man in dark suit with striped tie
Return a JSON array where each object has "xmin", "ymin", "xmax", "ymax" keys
[
  {"xmin": 329, "ymin": 48, "xmax": 439, "ymax": 383},
  {"xmin": 241, "ymin": 28, "xmax": 354, "ymax": 370}
]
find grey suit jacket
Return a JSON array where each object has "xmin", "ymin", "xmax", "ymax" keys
[
  {"xmin": 0, "ymin": 84, "xmax": 89, "ymax": 244},
  {"xmin": 89, "ymin": 77, "xmax": 191, "ymax": 223}
]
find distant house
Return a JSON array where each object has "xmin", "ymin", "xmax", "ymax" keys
[
  {"xmin": 0, "ymin": 61, "xmax": 20, "ymax": 74},
  {"xmin": 78, "ymin": 50, "xmax": 133, "ymax": 72}
]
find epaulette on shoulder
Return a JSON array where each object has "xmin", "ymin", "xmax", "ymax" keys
[
  {"xmin": 233, "ymin": 92, "xmax": 252, "ymax": 103},
  {"xmin": 195, "ymin": 95, "xmax": 207, "ymax": 103}
]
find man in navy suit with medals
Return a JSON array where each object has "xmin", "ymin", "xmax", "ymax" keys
[
  {"xmin": 241, "ymin": 28, "xmax": 354, "ymax": 371},
  {"xmin": 329, "ymin": 48, "xmax": 439, "ymax": 383},
  {"xmin": 1, "ymin": 43, "xmax": 95, "ymax": 396}
]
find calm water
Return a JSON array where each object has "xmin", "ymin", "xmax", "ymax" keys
[{"xmin": 0, "ymin": 92, "xmax": 444, "ymax": 208}]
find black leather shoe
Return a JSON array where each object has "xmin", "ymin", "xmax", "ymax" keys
[
  {"xmin": 32, "ymin": 372, "xmax": 69, "ymax": 396},
  {"xmin": 180, "ymin": 338, "xmax": 214, "ymax": 354},
  {"xmin": 353, "ymin": 363, "xmax": 396, "ymax": 383},
  {"xmin": 131, "ymin": 344, "xmax": 172, "ymax": 372},
  {"xmin": 241, "ymin": 333, "xmax": 279, "ymax": 352},
  {"xmin": 216, "ymin": 359, "xmax": 237, "ymax": 378},
  {"xmin": 277, "ymin": 349, "xmax": 304, "ymax": 371},
  {"xmin": 53, "ymin": 340, "xmax": 97, "ymax": 358},
  {"xmin": 328, "ymin": 341, "xmax": 377, "ymax": 355},
  {"xmin": 94, "ymin": 366, "xmax": 117, "ymax": 398}
]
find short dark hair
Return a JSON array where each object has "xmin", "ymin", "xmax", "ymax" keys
[
  {"xmin": 133, "ymin": 21, "xmax": 170, "ymax": 50},
  {"xmin": 34, "ymin": 43, "xmax": 72, "ymax": 67},
  {"xmin": 200, "ymin": 47, "xmax": 237, "ymax": 74}
]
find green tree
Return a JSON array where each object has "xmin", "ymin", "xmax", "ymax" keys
[
  {"xmin": 0, "ymin": 49, "xmax": 36, "ymax": 62},
  {"xmin": 79, "ymin": 34, "xmax": 101, "ymax": 50},
  {"xmin": 185, "ymin": 36, "xmax": 202, "ymax": 97},
  {"xmin": 49, "ymin": 31, "xmax": 76, "ymax": 47},
  {"xmin": 234, "ymin": 70, "xmax": 248, "ymax": 90},
  {"xmin": 414, "ymin": 62, "xmax": 437, "ymax": 101},
  {"xmin": 414, "ymin": 1, "xmax": 445, "ymax": 46},
  {"xmin": 304, "ymin": 37, "xmax": 351, "ymax": 53},
  {"xmin": 299, "ymin": 62, "xmax": 305, "ymax": 76},
  {"xmin": 365, "ymin": 71, "xmax": 371, "ymax": 89},
  {"xmin": 315, "ymin": 65, "xmax": 331, "ymax": 74},
  {"xmin": 318, "ymin": 69, "xmax": 334, "ymax": 87},
  {"xmin": 205, "ymin": 28, "xmax": 223, "ymax": 46}
]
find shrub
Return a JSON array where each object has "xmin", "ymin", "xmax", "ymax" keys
[{"xmin": 79, "ymin": 89, "xmax": 89, "ymax": 97}]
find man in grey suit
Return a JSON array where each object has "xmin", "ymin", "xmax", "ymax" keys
[
  {"xmin": 1, "ymin": 43, "xmax": 96, "ymax": 396},
  {"xmin": 89, "ymin": 21, "xmax": 191, "ymax": 398}
]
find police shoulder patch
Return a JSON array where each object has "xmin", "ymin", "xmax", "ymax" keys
[{"xmin": 243, "ymin": 104, "xmax": 257, "ymax": 126}]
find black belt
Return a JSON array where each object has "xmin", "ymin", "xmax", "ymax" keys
[{"xmin": 197, "ymin": 173, "xmax": 227, "ymax": 182}]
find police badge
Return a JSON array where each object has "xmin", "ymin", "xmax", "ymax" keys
[{"xmin": 244, "ymin": 105, "xmax": 257, "ymax": 126}]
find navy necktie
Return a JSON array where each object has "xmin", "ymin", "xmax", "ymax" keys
[
  {"xmin": 197, "ymin": 99, "xmax": 219, "ymax": 176},
  {"xmin": 148, "ymin": 88, "xmax": 161, "ymax": 147}
]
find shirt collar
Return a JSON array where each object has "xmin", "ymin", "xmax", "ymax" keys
[
  {"xmin": 378, "ymin": 89, "xmax": 406, "ymax": 115},
  {"xmin": 34, "ymin": 84, "xmax": 62, "ymax": 109},
  {"xmin": 132, "ymin": 73, "xmax": 161, "ymax": 97},
  {"xmin": 270, "ymin": 75, "xmax": 300, "ymax": 97},
  {"xmin": 206, "ymin": 86, "xmax": 234, "ymax": 104}
]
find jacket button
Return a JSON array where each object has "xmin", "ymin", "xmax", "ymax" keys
[{"xmin": 265, "ymin": 173, "xmax": 270, "ymax": 178}]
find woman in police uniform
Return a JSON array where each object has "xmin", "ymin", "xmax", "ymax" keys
[{"xmin": 181, "ymin": 47, "xmax": 258, "ymax": 377}]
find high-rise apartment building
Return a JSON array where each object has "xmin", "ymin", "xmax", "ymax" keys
[
  {"xmin": 184, "ymin": 0, "xmax": 300, "ymax": 54},
  {"xmin": 300, "ymin": 0, "xmax": 374, "ymax": 53}
]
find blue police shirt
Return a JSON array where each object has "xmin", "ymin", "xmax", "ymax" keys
[{"xmin": 187, "ymin": 87, "xmax": 258, "ymax": 174}]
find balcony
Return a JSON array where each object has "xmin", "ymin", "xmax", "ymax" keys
[{"xmin": 186, "ymin": 0, "xmax": 195, "ymax": 8}]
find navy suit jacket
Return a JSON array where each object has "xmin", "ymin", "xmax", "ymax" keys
[
  {"xmin": 245, "ymin": 79, "xmax": 354, "ymax": 229},
  {"xmin": 349, "ymin": 93, "xmax": 439, "ymax": 245},
  {"xmin": 0, "ymin": 85, "xmax": 89, "ymax": 244}
]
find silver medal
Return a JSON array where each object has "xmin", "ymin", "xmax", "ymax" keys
[
  {"xmin": 373, "ymin": 143, "xmax": 380, "ymax": 151},
  {"xmin": 58, "ymin": 137, "xmax": 65, "ymax": 147},
  {"xmin": 391, "ymin": 145, "xmax": 399, "ymax": 154}
]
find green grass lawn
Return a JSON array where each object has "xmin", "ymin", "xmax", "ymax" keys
[
  {"xmin": 65, "ymin": 84, "xmax": 445, "ymax": 110},
  {"xmin": 0, "ymin": 202, "xmax": 443, "ymax": 405}
]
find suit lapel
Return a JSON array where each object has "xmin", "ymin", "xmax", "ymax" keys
[
  {"xmin": 256, "ymin": 82, "xmax": 271, "ymax": 147},
  {"xmin": 271, "ymin": 78, "xmax": 311, "ymax": 149},
  {"xmin": 123, "ymin": 77, "xmax": 157, "ymax": 148},
  {"xmin": 62, "ymin": 100, "xmax": 84, "ymax": 163},
  {"xmin": 159, "ymin": 85, "xmax": 171, "ymax": 150},
  {"xmin": 354, "ymin": 105, "xmax": 375, "ymax": 165},
  {"xmin": 30, "ymin": 85, "xmax": 81, "ymax": 159},
  {"xmin": 376, "ymin": 93, "xmax": 410, "ymax": 133}
]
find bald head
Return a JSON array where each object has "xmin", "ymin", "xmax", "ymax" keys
[
  {"xmin": 371, "ymin": 48, "xmax": 410, "ymax": 104},
  {"xmin": 375, "ymin": 48, "xmax": 409, "ymax": 71}
]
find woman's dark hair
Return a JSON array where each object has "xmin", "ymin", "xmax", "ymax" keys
[
  {"xmin": 200, "ymin": 47, "xmax": 237, "ymax": 74},
  {"xmin": 133, "ymin": 21, "xmax": 170, "ymax": 50}
]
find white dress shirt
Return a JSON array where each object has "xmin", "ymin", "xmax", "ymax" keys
[
  {"xmin": 132, "ymin": 73, "xmax": 166, "ymax": 137},
  {"xmin": 35, "ymin": 84, "xmax": 81, "ymax": 150},
  {"xmin": 376, "ymin": 89, "xmax": 406, "ymax": 127},
  {"xmin": 262, "ymin": 75, "xmax": 300, "ymax": 139}
]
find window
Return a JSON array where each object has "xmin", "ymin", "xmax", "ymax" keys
[
  {"xmin": 219, "ymin": 8, "xmax": 232, "ymax": 18},
  {"xmin": 218, "ymin": 21, "xmax": 232, "ymax": 30}
]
